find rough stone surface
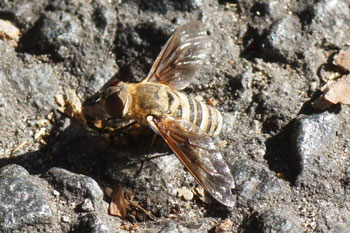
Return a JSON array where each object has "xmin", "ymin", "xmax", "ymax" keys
[
  {"xmin": 232, "ymin": 159, "xmax": 289, "ymax": 208},
  {"xmin": 158, "ymin": 221, "xmax": 212, "ymax": 233},
  {"xmin": 242, "ymin": 207, "xmax": 303, "ymax": 233},
  {"xmin": 0, "ymin": 165, "xmax": 53, "ymax": 232},
  {"xmin": 292, "ymin": 112, "xmax": 340, "ymax": 185},
  {"xmin": 45, "ymin": 167, "xmax": 104, "ymax": 205},
  {"xmin": 266, "ymin": 15, "xmax": 306, "ymax": 64},
  {"xmin": 1, "ymin": 0, "xmax": 350, "ymax": 232},
  {"xmin": 76, "ymin": 214, "xmax": 110, "ymax": 233},
  {"xmin": 311, "ymin": 0, "xmax": 350, "ymax": 48},
  {"xmin": 259, "ymin": 208, "xmax": 303, "ymax": 233}
]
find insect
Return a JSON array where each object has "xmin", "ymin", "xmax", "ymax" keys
[{"xmin": 102, "ymin": 21, "xmax": 235, "ymax": 206}]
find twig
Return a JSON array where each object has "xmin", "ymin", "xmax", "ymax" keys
[{"xmin": 130, "ymin": 201, "xmax": 156, "ymax": 220}]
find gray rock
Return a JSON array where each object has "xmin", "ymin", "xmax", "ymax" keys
[
  {"xmin": 252, "ymin": 60, "xmax": 307, "ymax": 133},
  {"xmin": 38, "ymin": 11, "xmax": 83, "ymax": 59},
  {"xmin": 159, "ymin": 221, "xmax": 211, "ymax": 233},
  {"xmin": 45, "ymin": 167, "xmax": 103, "ymax": 205},
  {"xmin": 8, "ymin": 63, "xmax": 58, "ymax": 111},
  {"xmin": 232, "ymin": 159, "xmax": 288, "ymax": 207},
  {"xmin": 266, "ymin": 15, "xmax": 306, "ymax": 64},
  {"xmin": 159, "ymin": 223, "xmax": 193, "ymax": 233},
  {"xmin": 311, "ymin": 0, "xmax": 350, "ymax": 48},
  {"xmin": 292, "ymin": 112, "xmax": 339, "ymax": 184},
  {"xmin": 80, "ymin": 198, "xmax": 95, "ymax": 212},
  {"xmin": 242, "ymin": 207, "xmax": 303, "ymax": 233},
  {"xmin": 35, "ymin": 0, "xmax": 117, "ymax": 93},
  {"xmin": 0, "ymin": 40, "xmax": 60, "ymax": 156},
  {"xmin": 0, "ymin": 0, "xmax": 45, "ymax": 30},
  {"xmin": 259, "ymin": 208, "xmax": 303, "ymax": 233},
  {"xmin": 0, "ymin": 164, "xmax": 53, "ymax": 232},
  {"xmin": 77, "ymin": 214, "xmax": 110, "ymax": 233}
]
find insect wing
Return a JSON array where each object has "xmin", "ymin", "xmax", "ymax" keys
[
  {"xmin": 150, "ymin": 117, "xmax": 235, "ymax": 207},
  {"xmin": 143, "ymin": 21, "xmax": 211, "ymax": 90}
]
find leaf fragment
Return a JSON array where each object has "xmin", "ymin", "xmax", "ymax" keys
[
  {"xmin": 312, "ymin": 75, "xmax": 350, "ymax": 110},
  {"xmin": 335, "ymin": 50, "xmax": 350, "ymax": 71},
  {"xmin": 108, "ymin": 185, "xmax": 130, "ymax": 218}
]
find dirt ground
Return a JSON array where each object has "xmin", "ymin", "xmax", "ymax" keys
[{"xmin": 1, "ymin": 0, "xmax": 350, "ymax": 232}]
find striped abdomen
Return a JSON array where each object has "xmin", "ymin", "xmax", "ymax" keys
[{"xmin": 166, "ymin": 90, "xmax": 223, "ymax": 136}]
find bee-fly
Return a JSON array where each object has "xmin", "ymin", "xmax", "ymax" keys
[{"xmin": 102, "ymin": 22, "xmax": 235, "ymax": 206}]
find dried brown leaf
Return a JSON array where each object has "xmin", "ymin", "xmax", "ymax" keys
[
  {"xmin": 336, "ymin": 50, "xmax": 350, "ymax": 71},
  {"xmin": 312, "ymin": 75, "xmax": 350, "ymax": 110},
  {"xmin": 324, "ymin": 75, "xmax": 350, "ymax": 104},
  {"xmin": 108, "ymin": 185, "xmax": 130, "ymax": 218}
]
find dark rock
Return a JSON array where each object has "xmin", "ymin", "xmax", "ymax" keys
[
  {"xmin": 45, "ymin": 167, "xmax": 103, "ymax": 205},
  {"xmin": 35, "ymin": 0, "xmax": 117, "ymax": 93},
  {"xmin": 105, "ymin": 149, "xmax": 185, "ymax": 211},
  {"xmin": 265, "ymin": 15, "xmax": 306, "ymax": 64},
  {"xmin": 0, "ymin": 164, "xmax": 53, "ymax": 232},
  {"xmin": 114, "ymin": 20, "xmax": 173, "ymax": 83},
  {"xmin": 38, "ymin": 11, "xmax": 83, "ymax": 59},
  {"xmin": 52, "ymin": 130, "xmax": 109, "ymax": 170},
  {"xmin": 133, "ymin": 0, "xmax": 204, "ymax": 13},
  {"xmin": 232, "ymin": 159, "xmax": 288, "ymax": 207},
  {"xmin": 241, "ymin": 207, "xmax": 302, "ymax": 233},
  {"xmin": 77, "ymin": 214, "xmax": 110, "ymax": 233},
  {"xmin": 291, "ymin": 112, "xmax": 339, "ymax": 184}
]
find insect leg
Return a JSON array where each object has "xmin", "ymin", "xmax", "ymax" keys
[{"xmin": 134, "ymin": 134, "xmax": 157, "ymax": 178}]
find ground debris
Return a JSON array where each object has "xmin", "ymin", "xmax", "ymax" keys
[
  {"xmin": 55, "ymin": 89, "xmax": 87, "ymax": 124},
  {"xmin": 193, "ymin": 186, "xmax": 212, "ymax": 204},
  {"xmin": 106, "ymin": 185, "xmax": 156, "ymax": 220},
  {"xmin": 177, "ymin": 187, "xmax": 194, "ymax": 201},
  {"xmin": 335, "ymin": 50, "xmax": 350, "ymax": 71},
  {"xmin": 215, "ymin": 218, "xmax": 233, "ymax": 233},
  {"xmin": 312, "ymin": 75, "xmax": 350, "ymax": 110},
  {"xmin": 106, "ymin": 185, "xmax": 130, "ymax": 219},
  {"xmin": 0, "ymin": 19, "xmax": 20, "ymax": 46}
]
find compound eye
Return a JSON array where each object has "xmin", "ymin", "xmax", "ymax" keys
[{"xmin": 104, "ymin": 92, "xmax": 124, "ymax": 118}]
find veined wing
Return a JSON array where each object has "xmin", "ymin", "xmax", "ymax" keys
[
  {"xmin": 147, "ymin": 116, "xmax": 235, "ymax": 207},
  {"xmin": 142, "ymin": 21, "xmax": 211, "ymax": 90}
]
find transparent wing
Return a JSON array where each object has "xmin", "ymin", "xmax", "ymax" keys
[
  {"xmin": 149, "ymin": 116, "xmax": 235, "ymax": 207},
  {"xmin": 142, "ymin": 21, "xmax": 211, "ymax": 90}
]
